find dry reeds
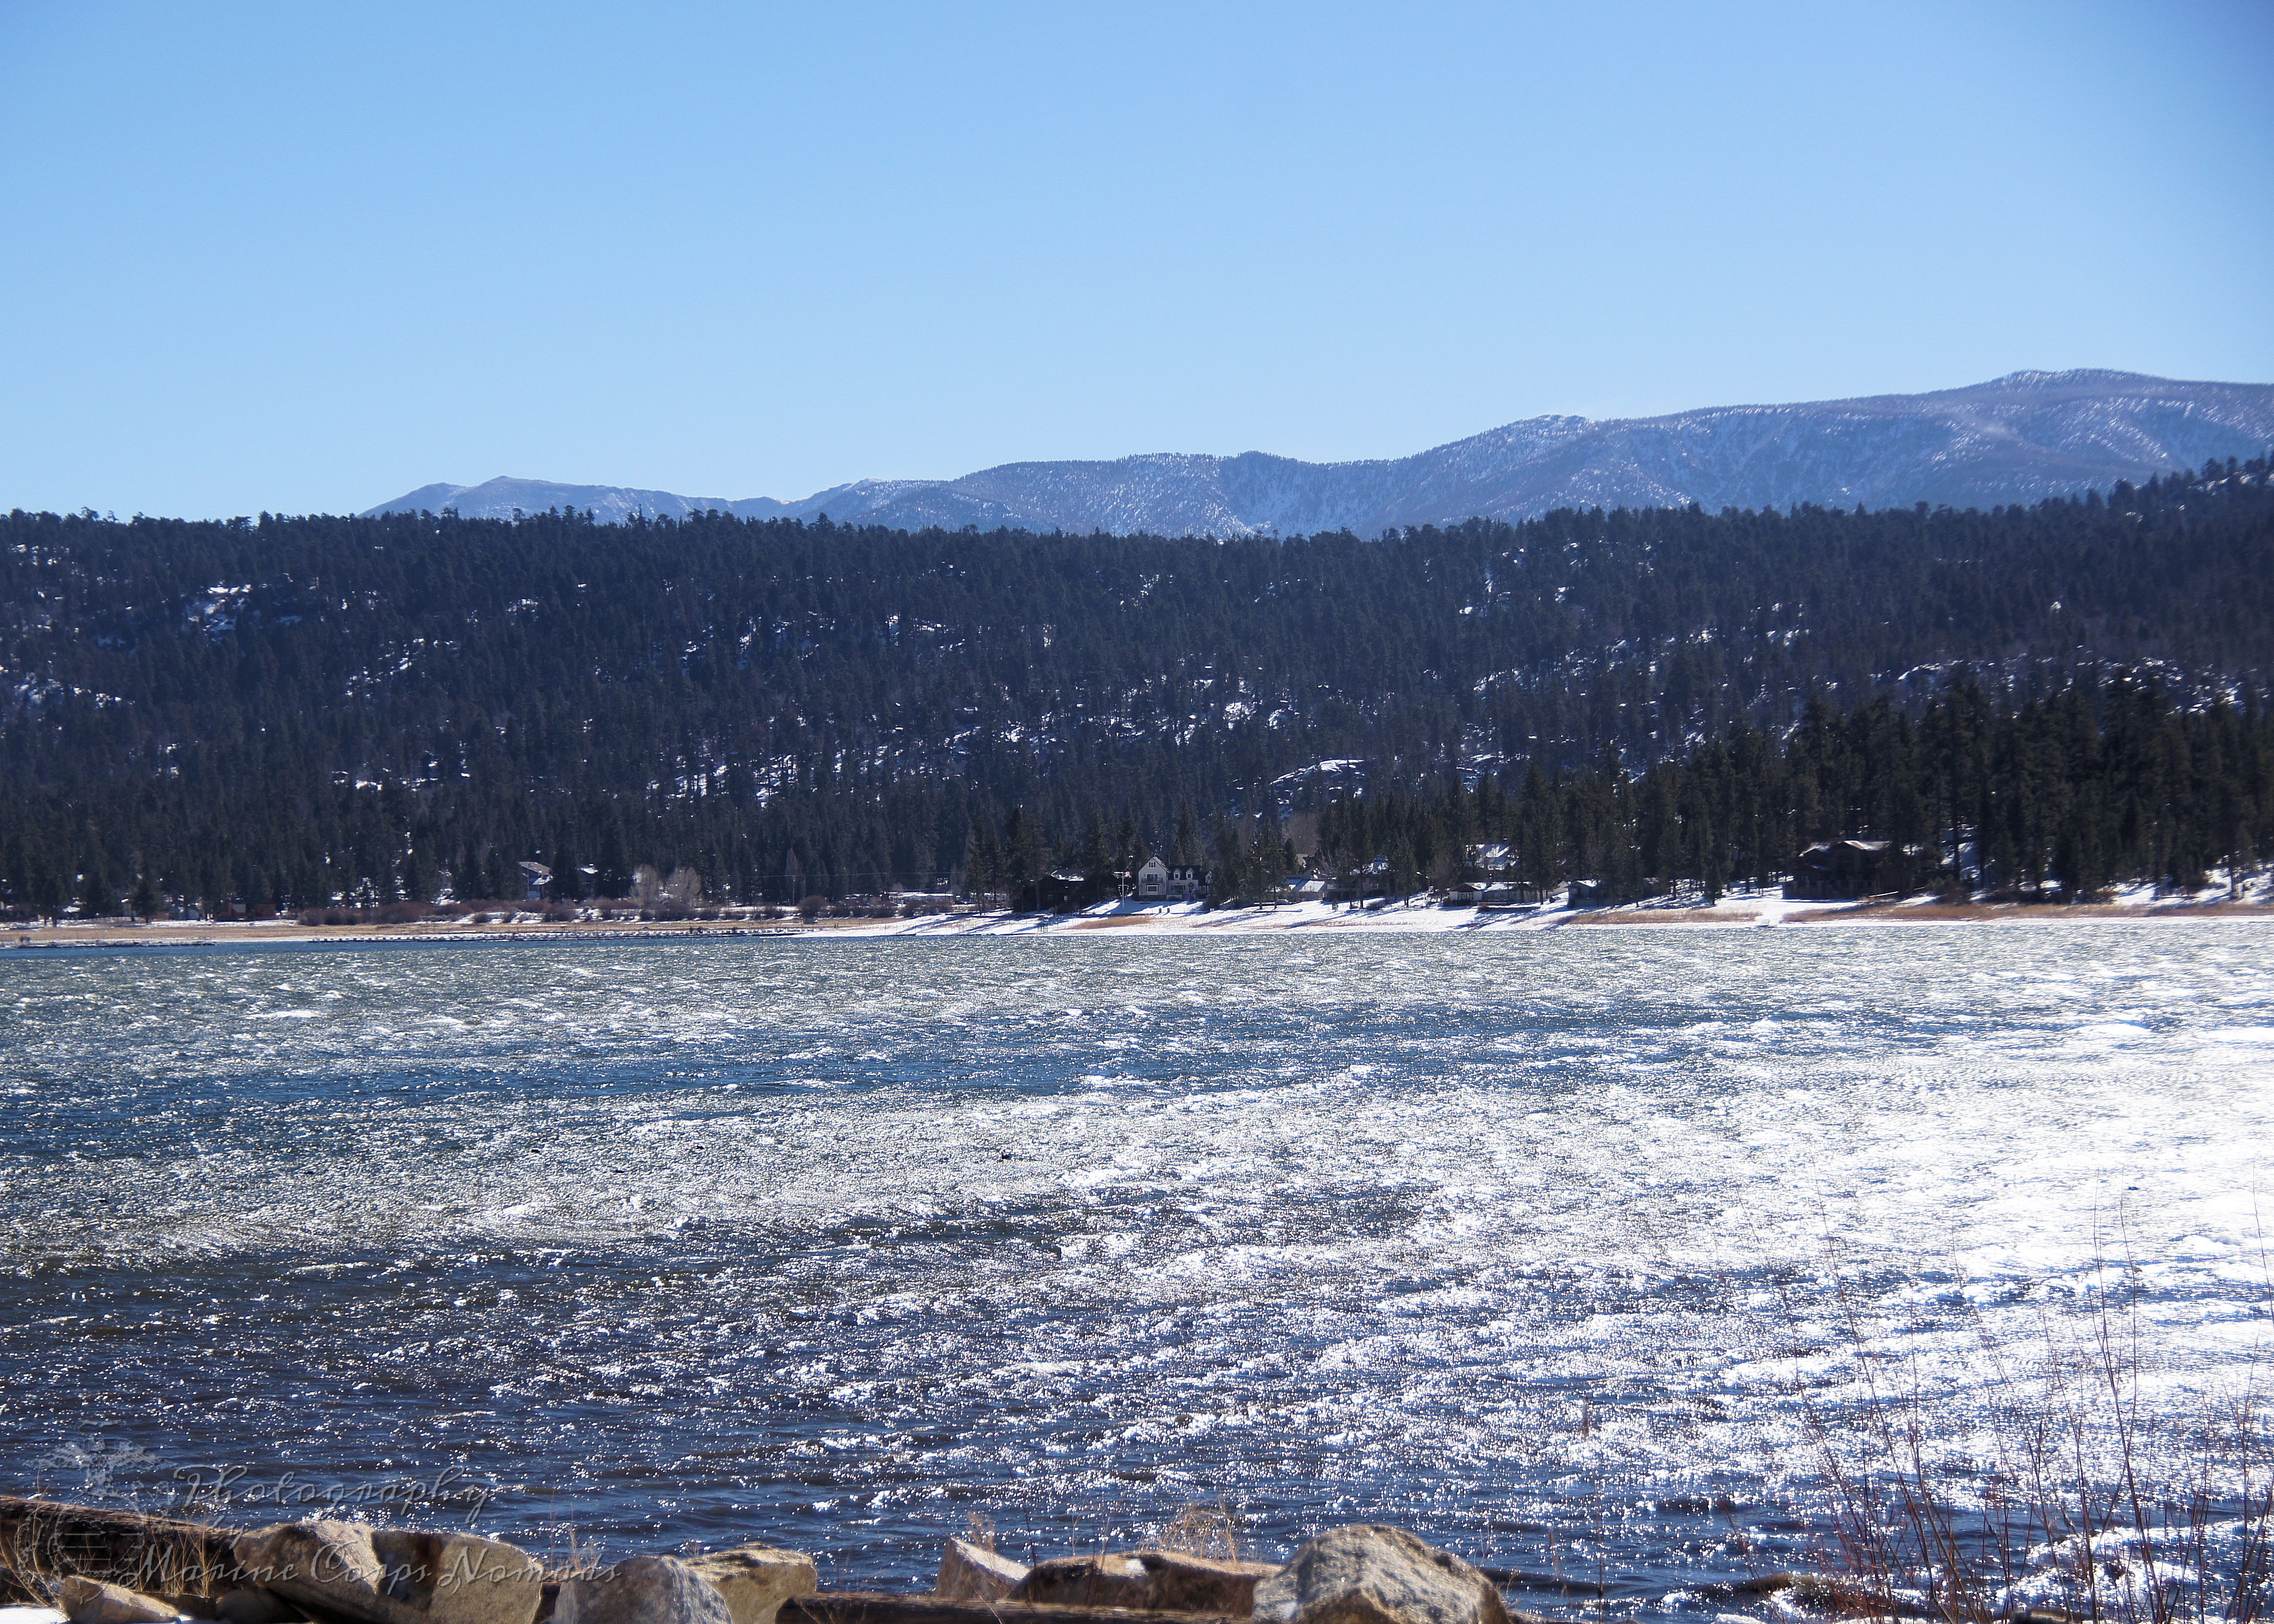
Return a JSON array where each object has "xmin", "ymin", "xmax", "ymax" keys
[
  {"xmin": 0, "ymin": 1496, "xmax": 241, "ymax": 1606},
  {"xmin": 1798, "ymin": 1240, "xmax": 2273, "ymax": 1624}
]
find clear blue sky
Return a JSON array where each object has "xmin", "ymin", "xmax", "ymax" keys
[{"xmin": 3, "ymin": 1, "xmax": 2270, "ymax": 519}]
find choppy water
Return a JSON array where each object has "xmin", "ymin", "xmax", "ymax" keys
[{"xmin": 3, "ymin": 928, "xmax": 2271, "ymax": 1611}]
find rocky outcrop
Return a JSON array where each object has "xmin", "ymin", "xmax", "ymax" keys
[
  {"xmin": 4, "ymin": 1494, "xmax": 1548, "ymax": 1624},
  {"xmin": 551, "ymin": 1555, "xmax": 733, "ymax": 1624},
  {"xmin": 58, "ymin": 1576, "xmax": 185, "ymax": 1623},
  {"xmin": 786, "ymin": 1595, "xmax": 1279, "ymax": 1624},
  {"xmin": 684, "ymin": 1545, "xmax": 818, "ymax": 1624},
  {"xmin": 1011, "ymin": 1550, "xmax": 1278, "ymax": 1615},
  {"xmin": 933, "ymin": 1539, "xmax": 1028, "ymax": 1603},
  {"xmin": 1252, "ymin": 1526, "xmax": 1508, "ymax": 1624},
  {"xmin": 232, "ymin": 1522, "xmax": 542, "ymax": 1624}
]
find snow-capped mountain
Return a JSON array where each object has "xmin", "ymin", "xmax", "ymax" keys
[{"xmin": 366, "ymin": 371, "xmax": 2274, "ymax": 536}]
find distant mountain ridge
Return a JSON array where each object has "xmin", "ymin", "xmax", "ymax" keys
[{"xmin": 367, "ymin": 370, "xmax": 2274, "ymax": 536}]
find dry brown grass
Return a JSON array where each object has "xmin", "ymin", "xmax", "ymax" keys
[{"xmin": 0, "ymin": 1496, "xmax": 239, "ymax": 1606}]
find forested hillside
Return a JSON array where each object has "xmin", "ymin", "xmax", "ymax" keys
[
  {"xmin": 3, "ymin": 460, "xmax": 2270, "ymax": 916},
  {"xmin": 1296, "ymin": 682, "xmax": 2270, "ymax": 909}
]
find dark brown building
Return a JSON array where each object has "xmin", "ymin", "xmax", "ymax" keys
[{"xmin": 1784, "ymin": 839, "xmax": 1895, "ymax": 901}]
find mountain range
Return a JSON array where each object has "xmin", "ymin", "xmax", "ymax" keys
[{"xmin": 367, "ymin": 369, "xmax": 2274, "ymax": 536}]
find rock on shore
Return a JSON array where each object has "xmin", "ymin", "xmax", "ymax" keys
[
  {"xmin": 684, "ymin": 1546, "xmax": 819, "ymax": 1624},
  {"xmin": 15, "ymin": 1497, "xmax": 1558, "ymax": 1624},
  {"xmin": 1253, "ymin": 1526, "xmax": 1509, "ymax": 1624},
  {"xmin": 552, "ymin": 1555, "xmax": 731, "ymax": 1624},
  {"xmin": 1013, "ymin": 1550, "xmax": 1282, "ymax": 1615},
  {"xmin": 933, "ymin": 1539, "xmax": 1029, "ymax": 1604},
  {"xmin": 232, "ymin": 1522, "xmax": 541, "ymax": 1624},
  {"xmin": 54, "ymin": 1579, "xmax": 182, "ymax": 1624}
]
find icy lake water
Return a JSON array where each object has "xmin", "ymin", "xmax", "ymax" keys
[{"xmin": 2, "ymin": 927, "xmax": 2271, "ymax": 1611}]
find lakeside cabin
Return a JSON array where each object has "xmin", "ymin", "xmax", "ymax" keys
[
  {"xmin": 1447, "ymin": 881, "xmax": 1554, "ymax": 909},
  {"xmin": 1783, "ymin": 838, "xmax": 1894, "ymax": 901}
]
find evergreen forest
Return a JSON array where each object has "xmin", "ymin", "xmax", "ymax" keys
[{"xmin": 2, "ymin": 458, "xmax": 2270, "ymax": 918}]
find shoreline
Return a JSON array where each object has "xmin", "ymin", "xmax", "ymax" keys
[{"xmin": 7, "ymin": 888, "xmax": 2272, "ymax": 950}]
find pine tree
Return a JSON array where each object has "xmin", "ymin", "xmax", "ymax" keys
[
  {"xmin": 1116, "ymin": 810, "xmax": 1147, "ymax": 871},
  {"xmin": 1080, "ymin": 810, "xmax": 1115, "ymax": 903},
  {"xmin": 1170, "ymin": 803, "xmax": 1202, "ymax": 866},
  {"xmin": 1002, "ymin": 806, "xmax": 1047, "ymax": 911},
  {"xmin": 963, "ymin": 814, "xmax": 999, "ymax": 901}
]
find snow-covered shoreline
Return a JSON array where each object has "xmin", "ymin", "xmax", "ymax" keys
[
  {"xmin": 834, "ymin": 881, "xmax": 2274, "ymax": 938},
  {"xmin": 6, "ymin": 878, "xmax": 2270, "ymax": 952}
]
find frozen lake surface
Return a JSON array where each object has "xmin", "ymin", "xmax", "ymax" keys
[{"xmin": 2, "ymin": 927, "xmax": 2270, "ymax": 1609}]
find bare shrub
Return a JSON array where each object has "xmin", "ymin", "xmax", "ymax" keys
[
  {"xmin": 1802, "ymin": 1241, "xmax": 2274, "ymax": 1624},
  {"xmin": 1156, "ymin": 1502, "xmax": 1242, "ymax": 1563}
]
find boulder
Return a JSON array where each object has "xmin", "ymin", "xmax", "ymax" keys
[
  {"xmin": 1012, "ymin": 1550, "xmax": 1279, "ymax": 1615},
  {"xmin": 231, "ymin": 1523, "xmax": 378, "ymax": 1614},
  {"xmin": 1252, "ymin": 1527, "xmax": 1507, "ymax": 1624},
  {"xmin": 1011, "ymin": 1554, "xmax": 1146, "ymax": 1609},
  {"xmin": 551, "ymin": 1556, "xmax": 732, "ymax": 1624},
  {"xmin": 1130, "ymin": 1550, "xmax": 1279, "ymax": 1615},
  {"xmin": 59, "ymin": 1576, "xmax": 185, "ymax": 1623},
  {"xmin": 231, "ymin": 1522, "xmax": 541, "ymax": 1624},
  {"xmin": 683, "ymin": 1547, "xmax": 817, "ymax": 1624},
  {"xmin": 210, "ymin": 1591, "xmax": 299, "ymax": 1624},
  {"xmin": 933, "ymin": 1540, "xmax": 1028, "ymax": 1605}
]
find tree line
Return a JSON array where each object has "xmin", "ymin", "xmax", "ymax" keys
[
  {"xmin": 942, "ymin": 673, "xmax": 2271, "ymax": 911},
  {"xmin": 1302, "ymin": 676, "xmax": 2271, "ymax": 906},
  {"xmin": 1, "ymin": 459, "xmax": 2269, "ymax": 918}
]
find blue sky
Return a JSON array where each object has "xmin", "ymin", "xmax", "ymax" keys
[{"xmin": 3, "ymin": 1, "xmax": 2270, "ymax": 518}]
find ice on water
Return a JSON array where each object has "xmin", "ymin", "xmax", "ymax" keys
[{"xmin": 1, "ymin": 927, "xmax": 2269, "ymax": 1602}]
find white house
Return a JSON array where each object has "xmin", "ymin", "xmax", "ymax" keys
[{"xmin": 1134, "ymin": 856, "xmax": 1206, "ymax": 902}]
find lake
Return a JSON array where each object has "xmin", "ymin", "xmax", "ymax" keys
[{"xmin": 3, "ymin": 926, "xmax": 2270, "ymax": 1612}]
